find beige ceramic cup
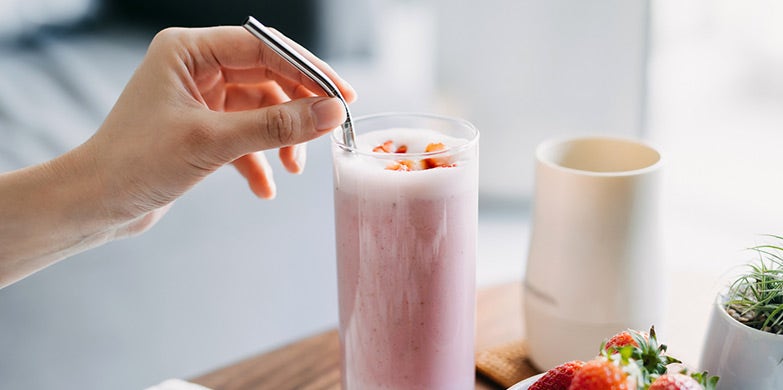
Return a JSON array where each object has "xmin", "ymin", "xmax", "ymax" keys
[{"xmin": 524, "ymin": 136, "xmax": 664, "ymax": 370}]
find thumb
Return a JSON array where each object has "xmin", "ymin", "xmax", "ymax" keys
[{"xmin": 215, "ymin": 97, "xmax": 346, "ymax": 158}]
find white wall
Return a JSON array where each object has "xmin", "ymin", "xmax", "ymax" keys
[{"xmin": 433, "ymin": 0, "xmax": 650, "ymax": 199}]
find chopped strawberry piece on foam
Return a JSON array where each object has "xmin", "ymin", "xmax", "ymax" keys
[
  {"xmin": 373, "ymin": 140, "xmax": 394, "ymax": 153},
  {"xmin": 423, "ymin": 142, "xmax": 451, "ymax": 169},
  {"xmin": 376, "ymin": 140, "xmax": 456, "ymax": 171},
  {"xmin": 385, "ymin": 160, "xmax": 418, "ymax": 171}
]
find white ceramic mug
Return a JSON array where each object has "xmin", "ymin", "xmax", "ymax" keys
[
  {"xmin": 524, "ymin": 136, "xmax": 664, "ymax": 370},
  {"xmin": 700, "ymin": 294, "xmax": 783, "ymax": 389}
]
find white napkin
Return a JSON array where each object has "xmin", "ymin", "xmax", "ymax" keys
[{"xmin": 145, "ymin": 379, "xmax": 212, "ymax": 390}]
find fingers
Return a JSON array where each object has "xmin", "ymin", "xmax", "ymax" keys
[
  {"xmin": 279, "ymin": 143, "xmax": 307, "ymax": 174},
  {"xmin": 188, "ymin": 26, "xmax": 356, "ymax": 103},
  {"xmin": 220, "ymin": 69, "xmax": 322, "ymax": 104},
  {"xmin": 276, "ymin": 80, "xmax": 314, "ymax": 174},
  {"xmin": 222, "ymin": 80, "xmax": 318, "ymax": 113},
  {"xmin": 223, "ymin": 82, "xmax": 311, "ymax": 178},
  {"xmin": 223, "ymin": 82, "xmax": 288, "ymax": 112},
  {"xmin": 265, "ymin": 28, "xmax": 358, "ymax": 103},
  {"xmin": 213, "ymin": 96, "xmax": 345, "ymax": 159},
  {"xmin": 152, "ymin": 26, "xmax": 354, "ymax": 200},
  {"xmin": 232, "ymin": 152, "xmax": 276, "ymax": 199}
]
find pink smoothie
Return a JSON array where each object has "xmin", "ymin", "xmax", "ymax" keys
[{"xmin": 333, "ymin": 128, "xmax": 478, "ymax": 390}]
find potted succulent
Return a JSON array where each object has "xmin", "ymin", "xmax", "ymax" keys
[{"xmin": 700, "ymin": 236, "xmax": 783, "ymax": 389}]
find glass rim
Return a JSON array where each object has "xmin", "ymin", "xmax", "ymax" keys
[{"xmin": 331, "ymin": 112, "xmax": 479, "ymax": 158}]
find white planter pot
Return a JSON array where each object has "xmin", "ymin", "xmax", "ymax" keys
[{"xmin": 700, "ymin": 295, "xmax": 783, "ymax": 389}]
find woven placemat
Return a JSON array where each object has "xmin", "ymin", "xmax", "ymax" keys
[{"xmin": 476, "ymin": 339, "xmax": 541, "ymax": 389}]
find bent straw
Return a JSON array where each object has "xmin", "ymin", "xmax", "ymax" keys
[{"xmin": 243, "ymin": 16, "xmax": 357, "ymax": 149}]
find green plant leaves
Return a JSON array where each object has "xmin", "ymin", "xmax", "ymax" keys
[{"xmin": 726, "ymin": 236, "xmax": 783, "ymax": 334}]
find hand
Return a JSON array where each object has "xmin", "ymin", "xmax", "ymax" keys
[
  {"xmin": 82, "ymin": 26, "xmax": 356, "ymax": 236},
  {"xmin": 0, "ymin": 26, "xmax": 356, "ymax": 286}
]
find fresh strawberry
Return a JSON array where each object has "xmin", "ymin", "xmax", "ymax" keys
[
  {"xmin": 540, "ymin": 327, "xmax": 719, "ymax": 390},
  {"xmin": 568, "ymin": 358, "xmax": 632, "ymax": 390},
  {"xmin": 605, "ymin": 331, "xmax": 639, "ymax": 351},
  {"xmin": 529, "ymin": 360, "xmax": 584, "ymax": 390},
  {"xmin": 648, "ymin": 374, "xmax": 704, "ymax": 390},
  {"xmin": 599, "ymin": 327, "xmax": 678, "ymax": 380}
]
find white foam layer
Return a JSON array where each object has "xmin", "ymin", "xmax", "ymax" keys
[{"xmin": 333, "ymin": 128, "xmax": 478, "ymax": 199}]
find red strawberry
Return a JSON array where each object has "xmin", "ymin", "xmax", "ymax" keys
[
  {"xmin": 605, "ymin": 331, "xmax": 639, "ymax": 351},
  {"xmin": 568, "ymin": 358, "xmax": 631, "ymax": 390},
  {"xmin": 529, "ymin": 360, "xmax": 584, "ymax": 390},
  {"xmin": 648, "ymin": 374, "xmax": 704, "ymax": 390}
]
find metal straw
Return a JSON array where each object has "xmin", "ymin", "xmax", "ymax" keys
[{"xmin": 243, "ymin": 16, "xmax": 356, "ymax": 148}]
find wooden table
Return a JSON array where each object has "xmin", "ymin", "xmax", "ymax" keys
[{"xmin": 191, "ymin": 282, "xmax": 524, "ymax": 390}]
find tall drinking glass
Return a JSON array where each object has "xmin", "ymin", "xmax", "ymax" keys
[{"xmin": 332, "ymin": 113, "xmax": 479, "ymax": 390}]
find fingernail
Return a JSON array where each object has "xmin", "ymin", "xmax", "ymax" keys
[
  {"xmin": 311, "ymin": 97, "xmax": 346, "ymax": 132},
  {"xmin": 294, "ymin": 144, "xmax": 307, "ymax": 173},
  {"xmin": 340, "ymin": 77, "xmax": 357, "ymax": 101},
  {"xmin": 258, "ymin": 155, "xmax": 277, "ymax": 199}
]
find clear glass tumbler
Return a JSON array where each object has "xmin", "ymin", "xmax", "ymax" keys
[{"xmin": 332, "ymin": 113, "xmax": 479, "ymax": 390}]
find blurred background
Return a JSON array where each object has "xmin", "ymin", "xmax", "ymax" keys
[{"xmin": 0, "ymin": 0, "xmax": 781, "ymax": 388}]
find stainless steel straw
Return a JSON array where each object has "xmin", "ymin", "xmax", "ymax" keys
[{"xmin": 243, "ymin": 16, "xmax": 357, "ymax": 149}]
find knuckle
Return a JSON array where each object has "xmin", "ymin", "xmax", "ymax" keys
[
  {"xmin": 149, "ymin": 28, "xmax": 191, "ymax": 59},
  {"xmin": 263, "ymin": 108, "xmax": 299, "ymax": 146},
  {"xmin": 152, "ymin": 27, "xmax": 185, "ymax": 45}
]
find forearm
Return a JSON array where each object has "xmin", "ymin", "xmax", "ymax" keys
[{"xmin": 0, "ymin": 145, "xmax": 114, "ymax": 288}]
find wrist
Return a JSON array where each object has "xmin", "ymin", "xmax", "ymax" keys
[
  {"xmin": 47, "ymin": 143, "xmax": 119, "ymax": 242},
  {"xmin": 0, "ymin": 144, "xmax": 116, "ymax": 286}
]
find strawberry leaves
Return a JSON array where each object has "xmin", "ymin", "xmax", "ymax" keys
[{"xmin": 686, "ymin": 370, "xmax": 719, "ymax": 390}]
